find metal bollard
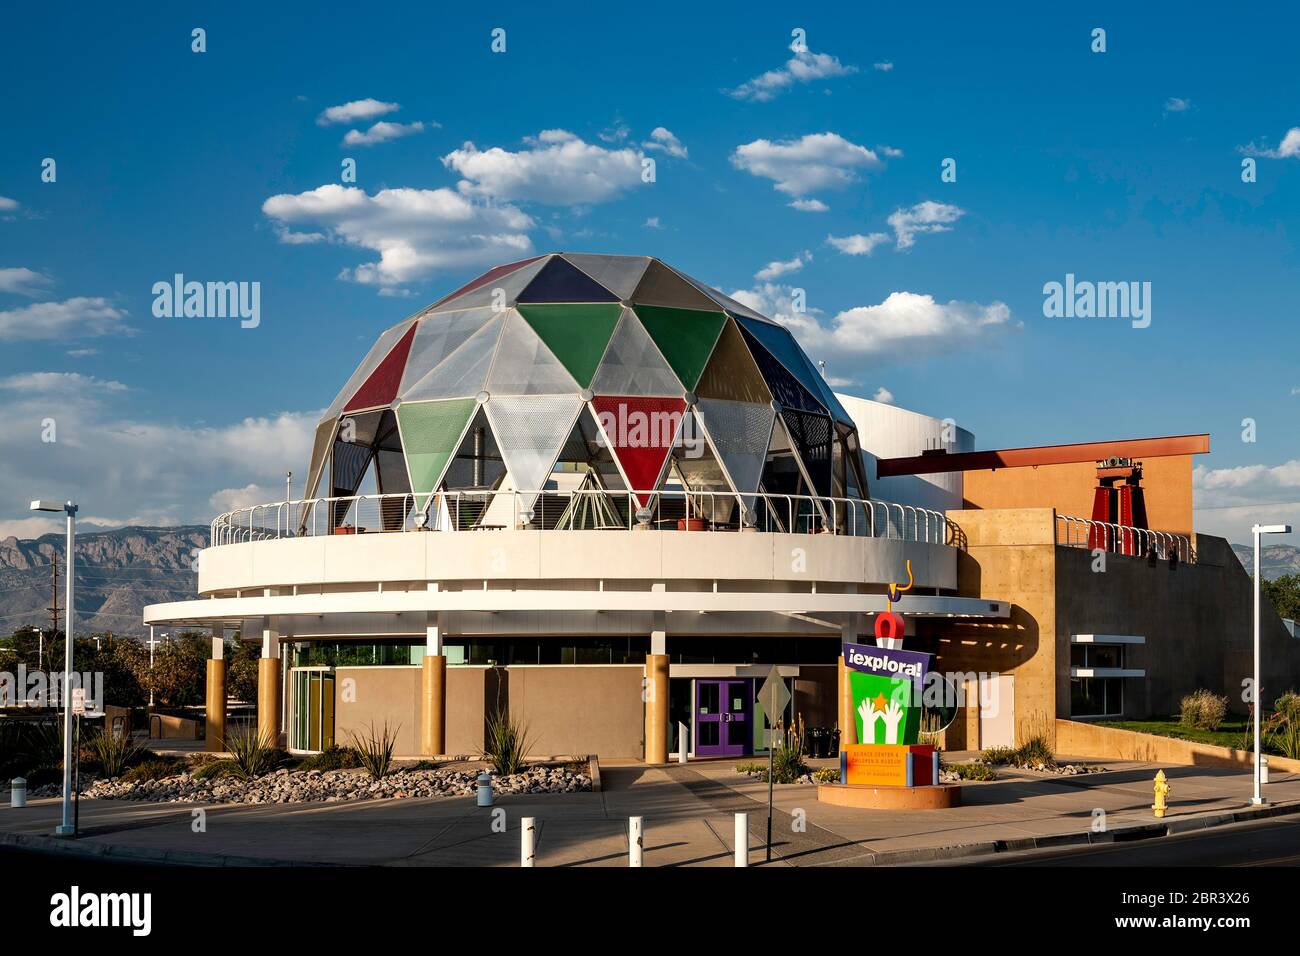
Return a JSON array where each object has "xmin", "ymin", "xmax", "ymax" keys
[
  {"xmin": 476, "ymin": 771, "xmax": 493, "ymax": 807},
  {"xmin": 734, "ymin": 812, "xmax": 748, "ymax": 867},
  {"xmin": 520, "ymin": 816, "xmax": 536, "ymax": 867},
  {"xmin": 1262, "ymin": 756, "xmax": 1270, "ymax": 785},
  {"xmin": 10, "ymin": 778, "xmax": 26, "ymax": 808},
  {"xmin": 629, "ymin": 816, "xmax": 643, "ymax": 867},
  {"xmin": 677, "ymin": 721, "xmax": 689, "ymax": 764}
]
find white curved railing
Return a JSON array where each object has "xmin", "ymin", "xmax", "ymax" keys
[
  {"xmin": 1056, "ymin": 514, "xmax": 1194, "ymax": 564},
  {"xmin": 210, "ymin": 489, "xmax": 952, "ymax": 548}
]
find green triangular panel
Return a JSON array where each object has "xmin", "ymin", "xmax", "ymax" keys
[
  {"xmin": 631, "ymin": 305, "xmax": 726, "ymax": 392},
  {"xmin": 515, "ymin": 303, "xmax": 622, "ymax": 389},
  {"xmin": 396, "ymin": 398, "xmax": 477, "ymax": 509}
]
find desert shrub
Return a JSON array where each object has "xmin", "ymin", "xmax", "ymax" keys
[
  {"xmin": 949, "ymin": 762, "xmax": 997, "ymax": 781},
  {"xmin": 1014, "ymin": 735, "xmax": 1056, "ymax": 769},
  {"xmin": 298, "ymin": 746, "xmax": 363, "ymax": 771},
  {"xmin": 483, "ymin": 711, "xmax": 531, "ymax": 776},
  {"xmin": 191, "ymin": 759, "xmax": 241, "ymax": 781},
  {"xmin": 979, "ymin": 746, "xmax": 1017, "ymax": 766},
  {"xmin": 348, "ymin": 722, "xmax": 399, "ymax": 781},
  {"xmin": 87, "ymin": 728, "xmax": 141, "ymax": 779},
  {"xmin": 222, "ymin": 723, "xmax": 282, "ymax": 778},
  {"xmin": 120, "ymin": 757, "xmax": 186, "ymax": 783},
  {"xmin": 812, "ymin": 767, "xmax": 840, "ymax": 783},
  {"xmin": 1180, "ymin": 689, "xmax": 1229, "ymax": 731}
]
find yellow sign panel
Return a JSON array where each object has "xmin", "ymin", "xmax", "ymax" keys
[{"xmin": 844, "ymin": 743, "xmax": 936, "ymax": 787}]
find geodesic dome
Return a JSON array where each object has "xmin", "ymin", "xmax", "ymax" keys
[{"xmin": 303, "ymin": 253, "xmax": 867, "ymax": 527}]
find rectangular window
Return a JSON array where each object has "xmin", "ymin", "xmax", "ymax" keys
[{"xmin": 1070, "ymin": 676, "xmax": 1124, "ymax": 717}]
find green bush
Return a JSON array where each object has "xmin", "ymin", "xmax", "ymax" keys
[
  {"xmin": 191, "ymin": 759, "xmax": 241, "ymax": 781},
  {"xmin": 1014, "ymin": 734, "xmax": 1056, "ymax": 769},
  {"xmin": 735, "ymin": 762, "xmax": 765, "ymax": 775},
  {"xmin": 812, "ymin": 767, "xmax": 840, "ymax": 783},
  {"xmin": 298, "ymin": 746, "xmax": 363, "ymax": 771},
  {"xmin": 483, "ymin": 711, "xmax": 531, "ymax": 776},
  {"xmin": 87, "ymin": 728, "xmax": 140, "ymax": 779},
  {"xmin": 348, "ymin": 722, "xmax": 399, "ymax": 781},
  {"xmin": 221, "ymin": 723, "xmax": 283, "ymax": 779},
  {"xmin": 979, "ymin": 746, "xmax": 1016, "ymax": 766},
  {"xmin": 1180, "ymin": 689, "xmax": 1229, "ymax": 731},
  {"xmin": 120, "ymin": 757, "xmax": 186, "ymax": 783},
  {"xmin": 949, "ymin": 762, "xmax": 997, "ymax": 781}
]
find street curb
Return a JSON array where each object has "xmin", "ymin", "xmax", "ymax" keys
[
  {"xmin": 862, "ymin": 797, "xmax": 1300, "ymax": 865},
  {"xmin": 588, "ymin": 755, "xmax": 601, "ymax": 793},
  {"xmin": 0, "ymin": 830, "xmax": 334, "ymax": 868}
]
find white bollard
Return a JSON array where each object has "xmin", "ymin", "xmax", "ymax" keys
[
  {"xmin": 678, "ymin": 721, "xmax": 689, "ymax": 764},
  {"xmin": 629, "ymin": 815, "xmax": 643, "ymax": 867},
  {"xmin": 10, "ymin": 778, "xmax": 26, "ymax": 808},
  {"xmin": 520, "ymin": 816, "xmax": 536, "ymax": 867},
  {"xmin": 734, "ymin": 812, "xmax": 748, "ymax": 867},
  {"xmin": 1262, "ymin": 756, "xmax": 1270, "ymax": 785},
  {"xmin": 476, "ymin": 771, "xmax": 493, "ymax": 807}
]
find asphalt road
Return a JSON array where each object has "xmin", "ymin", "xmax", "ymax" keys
[{"xmin": 938, "ymin": 815, "xmax": 1300, "ymax": 866}]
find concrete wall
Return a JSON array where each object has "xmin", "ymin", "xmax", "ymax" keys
[
  {"xmin": 507, "ymin": 666, "xmax": 644, "ymax": 759},
  {"xmin": 963, "ymin": 454, "xmax": 1194, "ymax": 536},
  {"xmin": 1056, "ymin": 719, "xmax": 1300, "ymax": 773},
  {"xmin": 334, "ymin": 666, "xmax": 421, "ymax": 756}
]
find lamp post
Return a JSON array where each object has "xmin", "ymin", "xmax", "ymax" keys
[
  {"xmin": 30, "ymin": 498, "xmax": 78, "ymax": 837},
  {"xmin": 1251, "ymin": 522, "xmax": 1292, "ymax": 806},
  {"xmin": 146, "ymin": 627, "xmax": 163, "ymax": 708}
]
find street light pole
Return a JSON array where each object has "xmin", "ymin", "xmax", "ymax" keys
[
  {"xmin": 30, "ymin": 498, "xmax": 77, "ymax": 836},
  {"xmin": 1251, "ymin": 523, "xmax": 1292, "ymax": 806}
]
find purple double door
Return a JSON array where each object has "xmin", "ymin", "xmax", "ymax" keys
[{"xmin": 695, "ymin": 679, "xmax": 752, "ymax": 757}]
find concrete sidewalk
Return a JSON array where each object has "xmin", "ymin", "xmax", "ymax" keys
[{"xmin": 3, "ymin": 756, "xmax": 1297, "ymax": 866}]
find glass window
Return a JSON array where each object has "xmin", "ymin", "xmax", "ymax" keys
[{"xmin": 1070, "ymin": 676, "xmax": 1123, "ymax": 716}]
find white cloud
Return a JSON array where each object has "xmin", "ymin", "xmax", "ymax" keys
[
  {"xmin": 317, "ymin": 98, "xmax": 400, "ymax": 126},
  {"xmin": 598, "ymin": 120, "xmax": 630, "ymax": 143},
  {"xmin": 873, "ymin": 62, "xmax": 894, "ymax": 72},
  {"xmin": 1193, "ymin": 460, "xmax": 1300, "ymax": 544},
  {"xmin": 443, "ymin": 129, "xmax": 645, "ymax": 205},
  {"xmin": 642, "ymin": 127, "xmax": 688, "ymax": 159},
  {"xmin": 755, "ymin": 252, "xmax": 810, "ymax": 281},
  {"xmin": 731, "ymin": 132, "xmax": 881, "ymax": 197},
  {"xmin": 0, "ymin": 267, "xmax": 52, "ymax": 296},
  {"xmin": 0, "ymin": 297, "xmax": 133, "ymax": 342},
  {"xmin": 878, "ymin": 145, "xmax": 904, "ymax": 158},
  {"xmin": 788, "ymin": 198, "xmax": 828, "ymax": 213},
  {"xmin": 0, "ymin": 196, "xmax": 18, "ymax": 212},
  {"xmin": 826, "ymin": 232, "xmax": 890, "ymax": 256},
  {"xmin": 208, "ymin": 483, "xmax": 283, "ymax": 514},
  {"xmin": 727, "ymin": 43, "xmax": 857, "ymax": 102},
  {"xmin": 1164, "ymin": 97, "xmax": 1191, "ymax": 114},
  {"xmin": 342, "ymin": 120, "xmax": 428, "ymax": 147},
  {"xmin": 67, "ymin": 348, "xmax": 98, "ymax": 358},
  {"xmin": 736, "ymin": 288, "xmax": 1016, "ymax": 361},
  {"xmin": 643, "ymin": 217, "xmax": 663, "ymax": 229},
  {"xmin": 872, "ymin": 386, "xmax": 894, "ymax": 403},
  {"xmin": 1239, "ymin": 127, "xmax": 1300, "ymax": 159},
  {"xmin": 0, "ymin": 371, "xmax": 127, "ymax": 394},
  {"xmin": 261, "ymin": 184, "xmax": 534, "ymax": 287},
  {"xmin": 887, "ymin": 200, "xmax": 965, "ymax": 249}
]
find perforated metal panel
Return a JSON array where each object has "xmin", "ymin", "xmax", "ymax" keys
[
  {"xmin": 399, "ymin": 308, "xmax": 496, "ymax": 393},
  {"xmin": 402, "ymin": 314, "xmax": 504, "ymax": 402},
  {"xmin": 560, "ymin": 253, "xmax": 652, "ymax": 300},
  {"xmin": 697, "ymin": 399, "xmax": 776, "ymax": 503},
  {"xmin": 396, "ymin": 398, "xmax": 477, "ymax": 506},
  {"xmin": 484, "ymin": 394, "xmax": 583, "ymax": 516},
  {"xmin": 780, "ymin": 409, "xmax": 834, "ymax": 497},
  {"xmin": 486, "ymin": 311, "xmax": 580, "ymax": 395},
  {"xmin": 589, "ymin": 309, "xmax": 682, "ymax": 396}
]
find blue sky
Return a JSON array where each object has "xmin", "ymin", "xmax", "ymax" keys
[{"xmin": 1, "ymin": 2, "xmax": 1297, "ymax": 544}]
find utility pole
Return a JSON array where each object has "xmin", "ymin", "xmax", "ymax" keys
[{"xmin": 48, "ymin": 558, "xmax": 59, "ymax": 639}]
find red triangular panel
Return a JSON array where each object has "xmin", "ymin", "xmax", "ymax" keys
[
  {"xmin": 344, "ymin": 323, "xmax": 418, "ymax": 412},
  {"xmin": 428, "ymin": 256, "xmax": 546, "ymax": 310},
  {"xmin": 591, "ymin": 396, "xmax": 687, "ymax": 507}
]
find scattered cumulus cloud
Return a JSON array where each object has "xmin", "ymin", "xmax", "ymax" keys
[
  {"xmin": 755, "ymin": 252, "xmax": 810, "ymax": 281},
  {"xmin": 826, "ymin": 232, "xmax": 890, "ymax": 256},
  {"xmin": 726, "ymin": 42, "xmax": 857, "ymax": 102},
  {"xmin": 731, "ymin": 132, "xmax": 881, "ymax": 197},
  {"xmin": 443, "ymin": 129, "xmax": 646, "ymax": 205},
  {"xmin": 872, "ymin": 386, "xmax": 894, "ymax": 403},
  {"xmin": 0, "ymin": 196, "xmax": 19, "ymax": 212},
  {"xmin": 342, "ymin": 120, "xmax": 430, "ymax": 147},
  {"xmin": 0, "ymin": 297, "xmax": 134, "ymax": 342},
  {"xmin": 788, "ymin": 198, "xmax": 828, "ymax": 213},
  {"xmin": 873, "ymin": 62, "xmax": 894, "ymax": 72},
  {"xmin": 878, "ymin": 145, "xmax": 904, "ymax": 158},
  {"xmin": 888, "ymin": 200, "xmax": 965, "ymax": 249},
  {"xmin": 643, "ymin": 217, "xmax": 663, "ymax": 229},
  {"xmin": 0, "ymin": 371, "xmax": 127, "ymax": 394},
  {"xmin": 0, "ymin": 267, "xmax": 52, "ymax": 296},
  {"xmin": 262, "ymin": 184, "xmax": 534, "ymax": 288},
  {"xmin": 642, "ymin": 127, "xmax": 688, "ymax": 159},
  {"xmin": 1163, "ymin": 97, "xmax": 1192, "ymax": 114},
  {"xmin": 1239, "ymin": 127, "xmax": 1300, "ymax": 159},
  {"xmin": 1193, "ymin": 460, "xmax": 1300, "ymax": 544},
  {"xmin": 317, "ymin": 98, "xmax": 400, "ymax": 126}
]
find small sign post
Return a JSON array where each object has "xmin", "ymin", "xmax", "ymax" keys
[
  {"xmin": 71, "ymin": 688, "xmax": 86, "ymax": 837},
  {"xmin": 755, "ymin": 666, "xmax": 791, "ymax": 864}
]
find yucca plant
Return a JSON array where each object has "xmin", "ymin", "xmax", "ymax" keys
[
  {"xmin": 483, "ymin": 710, "xmax": 531, "ymax": 776},
  {"xmin": 348, "ymin": 721, "xmax": 399, "ymax": 781},
  {"xmin": 221, "ymin": 722, "xmax": 280, "ymax": 779},
  {"xmin": 87, "ymin": 727, "xmax": 140, "ymax": 779}
]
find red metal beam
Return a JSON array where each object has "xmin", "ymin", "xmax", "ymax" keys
[{"xmin": 875, "ymin": 434, "xmax": 1210, "ymax": 479}]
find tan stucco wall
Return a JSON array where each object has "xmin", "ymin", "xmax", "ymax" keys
[
  {"xmin": 794, "ymin": 665, "xmax": 838, "ymax": 730},
  {"xmin": 1056, "ymin": 719, "xmax": 1300, "ymax": 772},
  {"xmin": 507, "ymin": 666, "xmax": 644, "ymax": 759},
  {"xmin": 334, "ymin": 666, "xmax": 421, "ymax": 756},
  {"xmin": 962, "ymin": 454, "xmax": 1194, "ymax": 536}
]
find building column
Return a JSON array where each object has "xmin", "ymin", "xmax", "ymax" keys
[
  {"xmin": 258, "ymin": 616, "xmax": 281, "ymax": 747},
  {"xmin": 839, "ymin": 619, "xmax": 857, "ymax": 748},
  {"xmin": 421, "ymin": 608, "xmax": 446, "ymax": 757},
  {"xmin": 206, "ymin": 628, "xmax": 226, "ymax": 752},
  {"xmin": 644, "ymin": 596, "xmax": 669, "ymax": 764}
]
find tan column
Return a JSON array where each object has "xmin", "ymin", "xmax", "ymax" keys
[
  {"xmin": 258, "ymin": 657, "xmax": 281, "ymax": 747},
  {"xmin": 205, "ymin": 658, "xmax": 227, "ymax": 752},
  {"xmin": 644, "ymin": 653, "xmax": 670, "ymax": 764},
  {"xmin": 421, "ymin": 654, "xmax": 447, "ymax": 756},
  {"xmin": 838, "ymin": 657, "xmax": 857, "ymax": 748}
]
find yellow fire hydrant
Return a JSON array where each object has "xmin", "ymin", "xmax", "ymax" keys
[{"xmin": 1152, "ymin": 770, "xmax": 1172, "ymax": 818}]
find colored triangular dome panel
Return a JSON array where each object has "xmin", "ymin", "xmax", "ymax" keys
[
  {"xmin": 324, "ymin": 318, "xmax": 418, "ymax": 419},
  {"xmin": 344, "ymin": 322, "xmax": 418, "ymax": 412},
  {"xmin": 402, "ymin": 313, "xmax": 504, "ymax": 402},
  {"xmin": 736, "ymin": 317, "xmax": 849, "ymax": 421},
  {"xmin": 397, "ymin": 398, "xmax": 478, "ymax": 509},
  {"xmin": 399, "ymin": 307, "xmax": 496, "ymax": 394},
  {"xmin": 560, "ymin": 254, "xmax": 652, "ymax": 300},
  {"xmin": 516, "ymin": 303, "xmax": 622, "ymax": 388},
  {"xmin": 631, "ymin": 259, "xmax": 720, "ymax": 310},
  {"xmin": 696, "ymin": 399, "xmax": 776, "ymax": 506},
  {"xmin": 696, "ymin": 318, "xmax": 772, "ymax": 404},
  {"xmin": 736, "ymin": 322, "xmax": 825, "ymax": 415},
  {"xmin": 428, "ymin": 255, "xmax": 546, "ymax": 310},
  {"xmin": 591, "ymin": 395, "xmax": 687, "ymax": 507},
  {"xmin": 486, "ymin": 311, "xmax": 580, "ymax": 395},
  {"xmin": 780, "ymin": 408, "xmax": 834, "ymax": 498},
  {"xmin": 428, "ymin": 256, "xmax": 552, "ymax": 314},
  {"xmin": 589, "ymin": 309, "xmax": 682, "ymax": 396},
  {"xmin": 485, "ymin": 393, "xmax": 584, "ymax": 518},
  {"xmin": 516, "ymin": 255, "xmax": 620, "ymax": 303},
  {"xmin": 632, "ymin": 305, "xmax": 726, "ymax": 393}
]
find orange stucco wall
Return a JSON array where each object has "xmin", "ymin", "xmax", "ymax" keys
[{"xmin": 962, "ymin": 454, "xmax": 1194, "ymax": 535}]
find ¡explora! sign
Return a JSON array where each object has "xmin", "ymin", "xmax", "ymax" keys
[{"xmin": 843, "ymin": 641, "xmax": 932, "ymax": 746}]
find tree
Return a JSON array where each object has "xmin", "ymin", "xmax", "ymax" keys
[
  {"xmin": 1262, "ymin": 574, "xmax": 1300, "ymax": 623},
  {"xmin": 226, "ymin": 640, "xmax": 260, "ymax": 703}
]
